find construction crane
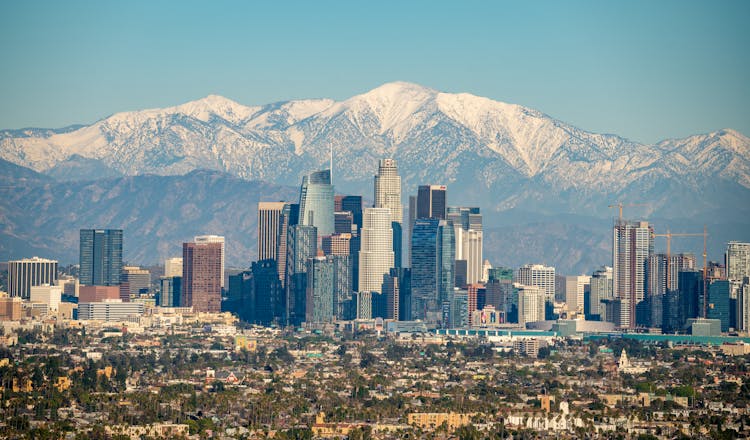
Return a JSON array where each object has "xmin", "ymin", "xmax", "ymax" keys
[
  {"xmin": 608, "ymin": 202, "xmax": 649, "ymax": 222},
  {"xmin": 651, "ymin": 229, "xmax": 705, "ymax": 292}
]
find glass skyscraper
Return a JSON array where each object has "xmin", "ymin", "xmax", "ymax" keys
[
  {"xmin": 410, "ymin": 218, "xmax": 455, "ymax": 323},
  {"xmin": 299, "ymin": 169, "xmax": 334, "ymax": 236},
  {"xmin": 79, "ymin": 229, "xmax": 123, "ymax": 286}
]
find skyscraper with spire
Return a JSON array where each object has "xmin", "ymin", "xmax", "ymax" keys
[{"xmin": 299, "ymin": 169, "xmax": 334, "ymax": 236}]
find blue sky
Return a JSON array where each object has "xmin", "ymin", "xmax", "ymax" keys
[{"xmin": 0, "ymin": 0, "xmax": 748, "ymax": 143}]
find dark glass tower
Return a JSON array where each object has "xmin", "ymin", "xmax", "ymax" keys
[
  {"xmin": 410, "ymin": 218, "xmax": 455, "ymax": 323},
  {"xmin": 79, "ymin": 229, "xmax": 123, "ymax": 286}
]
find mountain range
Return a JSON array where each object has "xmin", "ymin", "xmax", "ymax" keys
[{"xmin": 1, "ymin": 82, "xmax": 749, "ymax": 273}]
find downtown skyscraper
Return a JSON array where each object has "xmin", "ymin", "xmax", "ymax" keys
[
  {"xmin": 182, "ymin": 240, "xmax": 223, "ymax": 313},
  {"xmin": 410, "ymin": 218, "xmax": 455, "ymax": 324},
  {"xmin": 374, "ymin": 158, "xmax": 402, "ymax": 223},
  {"xmin": 299, "ymin": 169, "xmax": 334, "ymax": 236},
  {"xmin": 79, "ymin": 229, "xmax": 123, "ymax": 286},
  {"xmin": 257, "ymin": 202, "xmax": 287, "ymax": 261},
  {"xmin": 358, "ymin": 208, "xmax": 394, "ymax": 294}
]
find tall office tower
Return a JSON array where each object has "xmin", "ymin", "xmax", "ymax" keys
[
  {"xmin": 517, "ymin": 284, "xmax": 546, "ymax": 327},
  {"xmin": 328, "ymin": 254, "xmax": 352, "ymax": 320},
  {"xmin": 285, "ymin": 225, "xmax": 317, "ymax": 326},
  {"xmin": 322, "ymin": 233, "xmax": 351, "ymax": 256},
  {"xmin": 486, "ymin": 273, "xmax": 515, "ymax": 323},
  {"xmin": 589, "ymin": 266, "xmax": 613, "ymax": 320},
  {"xmin": 7, "ymin": 257, "xmax": 58, "ymax": 299},
  {"xmin": 299, "ymin": 169, "xmax": 334, "ymax": 236},
  {"xmin": 164, "ymin": 257, "xmax": 183, "ymax": 278},
  {"xmin": 334, "ymin": 211, "xmax": 354, "ymax": 234},
  {"xmin": 336, "ymin": 195, "xmax": 362, "ymax": 291},
  {"xmin": 701, "ymin": 279, "xmax": 730, "ymax": 332},
  {"xmin": 79, "ymin": 229, "xmax": 123, "ymax": 286},
  {"xmin": 276, "ymin": 203, "xmax": 300, "ymax": 286},
  {"xmin": 194, "ymin": 235, "xmax": 225, "ymax": 288},
  {"xmin": 358, "ymin": 208, "xmax": 394, "ymax": 294},
  {"xmin": 663, "ymin": 269, "xmax": 702, "ymax": 333},
  {"xmin": 727, "ymin": 242, "xmax": 750, "ymax": 281},
  {"xmin": 462, "ymin": 230, "xmax": 483, "ymax": 285},
  {"xmin": 613, "ymin": 220, "xmax": 654, "ymax": 329},
  {"xmin": 159, "ymin": 276, "xmax": 181, "ymax": 307},
  {"xmin": 410, "ymin": 218, "xmax": 455, "ymax": 322},
  {"xmin": 374, "ymin": 158, "xmax": 402, "ymax": 223},
  {"xmin": 416, "ymin": 185, "xmax": 447, "ymax": 220},
  {"xmin": 258, "ymin": 202, "xmax": 286, "ymax": 261},
  {"xmin": 252, "ymin": 259, "xmax": 282, "ymax": 325},
  {"xmin": 226, "ymin": 270, "xmax": 254, "ymax": 322},
  {"xmin": 121, "ymin": 266, "xmax": 151, "ymax": 296},
  {"xmin": 515, "ymin": 264, "xmax": 556, "ymax": 304},
  {"xmin": 226, "ymin": 260, "xmax": 282, "ymax": 325},
  {"xmin": 407, "ymin": 195, "xmax": 417, "ymax": 267},
  {"xmin": 449, "ymin": 207, "xmax": 483, "ymax": 285},
  {"xmin": 564, "ymin": 275, "xmax": 591, "ymax": 315},
  {"xmin": 381, "ymin": 268, "xmax": 401, "ymax": 320},
  {"xmin": 336, "ymin": 195, "xmax": 363, "ymax": 231},
  {"xmin": 182, "ymin": 241, "xmax": 222, "ymax": 313},
  {"xmin": 306, "ymin": 256, "xmax": 334, "ymax": 324}
]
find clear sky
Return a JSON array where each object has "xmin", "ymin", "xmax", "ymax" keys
[{"xmin": 0, "ymin": 0, "xmax": 748, "ymax": 144}]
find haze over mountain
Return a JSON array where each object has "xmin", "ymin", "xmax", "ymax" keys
[{"xmin": 1, "ymin": 82, "xmax": 749, "ymax": 273}]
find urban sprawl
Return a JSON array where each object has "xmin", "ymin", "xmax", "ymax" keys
[{"xmin": 2, "ymin": 159, "xmax": 750, "ymax": 439}]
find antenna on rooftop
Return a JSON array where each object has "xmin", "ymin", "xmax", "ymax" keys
[{"xmin": 330, "ymin": 144, "xmax": 333, "ymax": 183}]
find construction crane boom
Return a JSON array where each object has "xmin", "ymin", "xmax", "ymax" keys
[{"xmin": 608, "ymin": 202, "xmax": 648, "ymax": 222}]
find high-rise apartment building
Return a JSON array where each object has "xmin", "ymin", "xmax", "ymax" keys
[
  {"xmin": 613, "ymin": 220, "xmax": 654, "ymax": 329},
  {"xmin": 589, "ymin": 266, "xmax": 613, "ymax": 320},
  {"xmin": 80, "ymin": 229, "xmax": 122, "ymax": 286},
  {"xmin": 517, "ymin": 284, "xmax": 546, "ymax": 327},
  {"xmin": 358, "ymin": 208, "xmax": 394, "ymax": 294},
  {"xmin": 7, "ymin": 257, "xmax": 58, "ymax": 299},
  {"xmin": 416, "ymin": 185, "xmax": 447, "ymax": 220},
  {"xmin": 515, "ymin": 264, "xmax": 556, "ymax": 304},
  {"xmin": 374, "ymin": 158, "xmax": 402, "ymax": 223},
  {"xmin": 306, "ymin": 256, "xmax": 334, "ymax": 323},
  {"xmin": 194, "ymin": 235, "xmax": 225, "ymax": 288},
  {"xmin": 182, "ymin": 240, "xmax": 223, "ymax": 313},
  {"xmin": 727, "ymin": 242, "xmax": 750, "ymax": 282},
  {"xmin": 647, "ymin": 253, "xmax": 695, "ymax": 297},
  {"xmin": 258, "ymin": 202, "xmax": 287, "ymax": 261},
  {"xmin": 299, "ymin": 169, "xmax": 334, "ymax": 236},
  {"xmin": 564, "ymin": 275, "xmax": 591, "ymax": 315}
]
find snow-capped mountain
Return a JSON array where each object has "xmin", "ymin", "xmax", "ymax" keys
[
  {"xmin": 3, "ymin": 81, "xmax": 747, "ymax": 210},
  {"xmin": 1, "ymin": 82, "xmax": 749, "ymax": 271}
]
